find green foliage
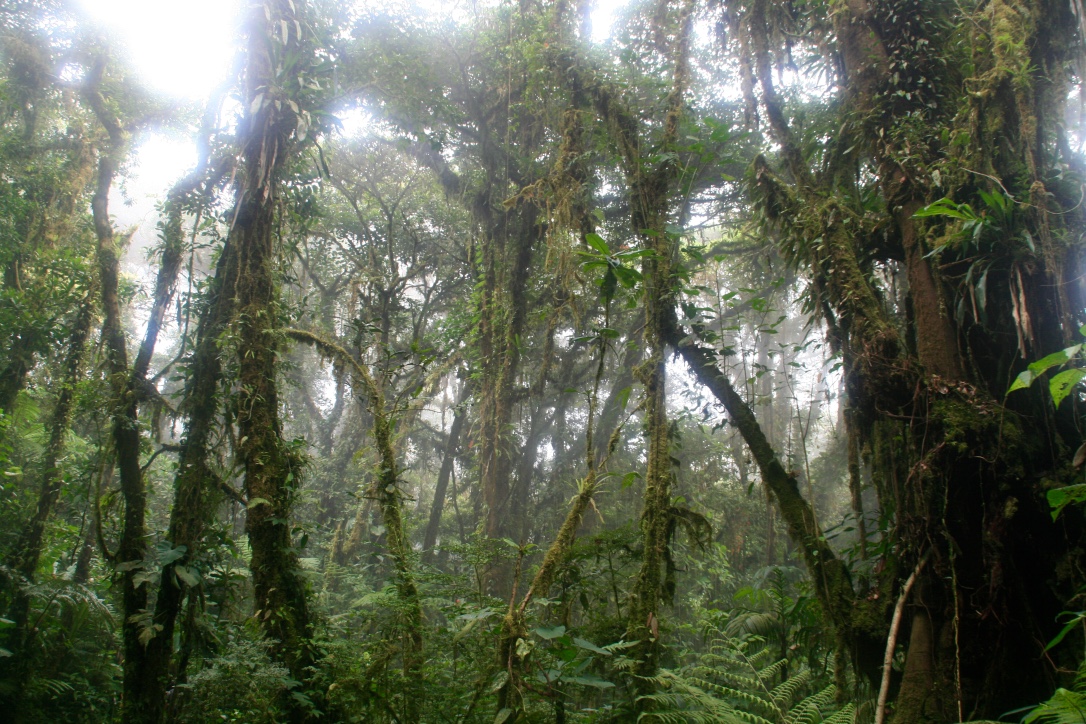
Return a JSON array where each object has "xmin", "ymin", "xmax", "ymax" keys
[
  {"xmin": 637, "ymin": 627, "xmax": 850, "ymax": 724},
  {"xmin": 173, "ymin": 638, "xmax": 296, "ymax": 723}
]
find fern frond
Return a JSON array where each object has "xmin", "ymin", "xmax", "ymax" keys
[
  {"xmin": 1023, "ymin": 688, "xmax": 1086, "ymax": 723},
  {"xmin": 759, "ymin": 658, "xmax": 788, "ymax": 683},
  {"xmin": 743, "ymin": 646, "xmax": 775, "ymax": 671},
  {"xmin": 732, "ymin": 710, "xmax": 777, "ymax": 724},
  {"xmin": 823, "ymin": 703, "xmax": 855, "ymax": 724},
  {"xmin": 688, "ymin": 676, "xmax": 778, "ymax": 716},
  {"xmin": 692, "ymin": 666, "xmax": 762, "ymax": 693},
  {"xmin": 637, "ymin": 670, "xmax": 746, "ymax": 724},
  {"xmin": 729, "ymin": 611, "xmax": 783, "ymax": 638},
  {"xmin": 785, "ymin": 685, "xmax": 837, "ymax": 724},
  {"xmin": 771, "ymin": 668, "xmax": 812, "ymax": 709}
]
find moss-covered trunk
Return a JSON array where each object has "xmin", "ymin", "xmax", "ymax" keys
[
  {"xmin": 139, "ymin": 168, "xmax": 237, "ymax": 723},
  {"xmin": 232, "ymin": 2, "xmax": 313, "ymax": 716},
  {"xmin": 286, "ymin": 329, "xmax": 424, "ymax": 720},
  {"xmin": 3, "ymin": 289, "xmax": 95, "ymax": 704},
  {"xmin": 721, "ymin": 0, "xmax": 1086, "ymax": 718},
  {"xmin": 476, "ymin": 203, "xmax": 538, "ymax": 594},
  {"xmin": 82, "ymin": 56, "xmax": 163, "ymax": 724}
]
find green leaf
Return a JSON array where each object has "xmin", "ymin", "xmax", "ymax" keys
[
  {"xmin": 573, "ymin": 637, "xmax": 612, "ymax": 656},
  {"xmin": 1050, "ymin": 369, "xmax": 1086, "ymax": 408},
  {"xmin": 490, "ymin": 672, "xmax": 510, "ymax": 693},
  {"xmin": 913, "ymin": 198, "xmax": 974, "ymax": 220},
  {"xmin": 1047, "ymin": 484, "xmax": 1086, "ymax": 520},
  {"xmin": 534, "ymin": 625, "xmax": 566, "ymax": 640},
  {"xmin": 567, "ymin": 674, "xmax": 615, "ymax": 689},
  {"xmin": 612, "ymin": 265, "xmax": 641, "ymax": 289},
  {"xmin": 494, "ymin": 708, "xmax": 514, "ymax": 724},
  {"xmin": 248, "ymin": 497, "xmax": 272, "ymax": 509},
  {"xmin": 158, "ymin": 544, "xmax": 187, "ymax": 566},
  {"xmin": 1008, "ymin": 369, "xmax": 1034, "ymax": 394},
  {"xmin": 600, "ymin": 267, "xmax": 617, "ymax": 301},
  {"xmin": 174, "ymin": 565, "xmax": 200, "ymax": 588},
  {"xmin": 585, "ymin": 232, "xmax": 609, "ymax": 256},
  {"xmin": 617, "ymin": 386, "xmax": 631, "ymax": 413},
  {"xmin": 1029, "ymin": 346, "xmax": 1081, "ymax": 377},
  {"xmin": 1045, "ymin": 612, "xmax": 1086, "ymax": 651}
]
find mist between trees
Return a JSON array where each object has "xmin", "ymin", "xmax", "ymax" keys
[{"xmin": 1, "ymin": 0, "xmax": 1086, "ymax": 722}]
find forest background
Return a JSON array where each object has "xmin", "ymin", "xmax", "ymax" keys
[{"xmin": 1, "ymin": 0, "xmax": 1085, "ymax": 722}]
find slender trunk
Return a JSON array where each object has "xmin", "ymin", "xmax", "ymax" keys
[
  {"xmin": 2, "ymin": 293, "xmax": 95, "ymax": 720},
  {"xmin": 756, "ymin": 333, "xmax": 776, "ymax": 566},
  {"xmin": 83, "ymin": 57, "xmax": 161, "ymax": 724},
  {"xmin": 844, "ymin": 406, "xmax": 868, "ymax": 560},
  {"xmin": 592, "ymin": 318, "xmax": 642, "ymax": 466},
  {"xmin": 140, "ymin": 189, "xmax": 238, "ymax": 722},
  {"xmin": 422, "ymin": 380, "xmax": 471, "ymax": 560},
  {"xmin": 0, "ymin": 328, "xmax": 35, "ymax": 419},
  {"xmin": 286, "ymin": 329, "xmax": 424, "ymax": 720},
  {"xmin": 6, "ymin": 291, "xmax": 95, "ymax": 647},
  {"xmin": 497, "ymin": 297, "xmax": 613, "ymax": 717},
  {"xmin": 622, "ymin": 0, "xmax": 693, "ymax": 694}
]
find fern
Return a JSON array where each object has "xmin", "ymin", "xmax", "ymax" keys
[
  {"xmin": 1022, "ymin": 688, "xmax": 1086, "ymax": 723},
  {"xmin": 823, "ymin": 703, "xmax": 856, "ymax": 724},
  {"xmin": 637, "ymin": 670, "xmax": 750, "ymax": 724},
  {"xmin": 640, "ymin": 626, "xmax": 856, "ymax": 724}
]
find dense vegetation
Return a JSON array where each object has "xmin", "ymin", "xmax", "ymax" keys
[{"xmin": 1, "ymin": 0, "xmax": 1085, "ymax": 721}]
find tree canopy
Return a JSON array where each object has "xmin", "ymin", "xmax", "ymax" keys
[{"xmin": 1, "ymin": 0, "xmax": 1085, "ymax": 722}]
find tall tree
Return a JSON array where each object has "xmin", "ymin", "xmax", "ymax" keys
[{"xmin": 232, "ymin": 1, "xmax": 316, "ymax": 715}]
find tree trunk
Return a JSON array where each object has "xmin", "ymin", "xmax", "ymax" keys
[
  {"xmin": 422, "ymin": 379, "xmax": 470, "ymax": 560},
  {"xmin": 83, "ymin": 56, "xmax": 163, "ymax": 724},
  {"xmin": 6, "ymin": 291, "xmax": 95, "ymax": 649},
  {"xmin": 285, "ymin": 329, "xmax": 424, "ymax": 720},
  {"xmin": 232, "ymin": 2, "xmax": 314, "ymax": 716},
  {"xmin": 140, "ymin": 179, "xmax": 238, "ymax": 723}
]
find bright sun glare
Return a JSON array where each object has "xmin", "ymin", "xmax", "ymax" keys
[{"xmin": 73, "ymin": 0, "xmax": 627, "ymax": 239}]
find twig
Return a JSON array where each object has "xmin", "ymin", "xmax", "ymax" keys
[
  {"xmin": 140, "ymin": 443, "xmax": 182, "ymax": 473},
  {"xmin": 876, "ymin": 551, "xmax": 931, "ymax": 724}
]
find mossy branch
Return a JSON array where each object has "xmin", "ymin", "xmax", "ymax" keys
[
  {"xmin": 285, "ymin": 327, "xmax": 424, "ymax": 712},
  {"xmin": 662, "ymin": 310, "xmax": 860, "ymax": 645}
]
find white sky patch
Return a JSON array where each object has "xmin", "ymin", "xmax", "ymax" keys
[
  {"xmin": 590, "ymin": 0, "xmax": 628, "ymax": 43},
  {"xmin": 75, "ymin": 0, "xmax": 241, "ymax": 101},
  {"xmin": 335, "ymin": 107, "xmax": 372, "ymax": 138},
  {"xmin": 113, "ymin": 132, "xmax": 199, "ymax": 260}
]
